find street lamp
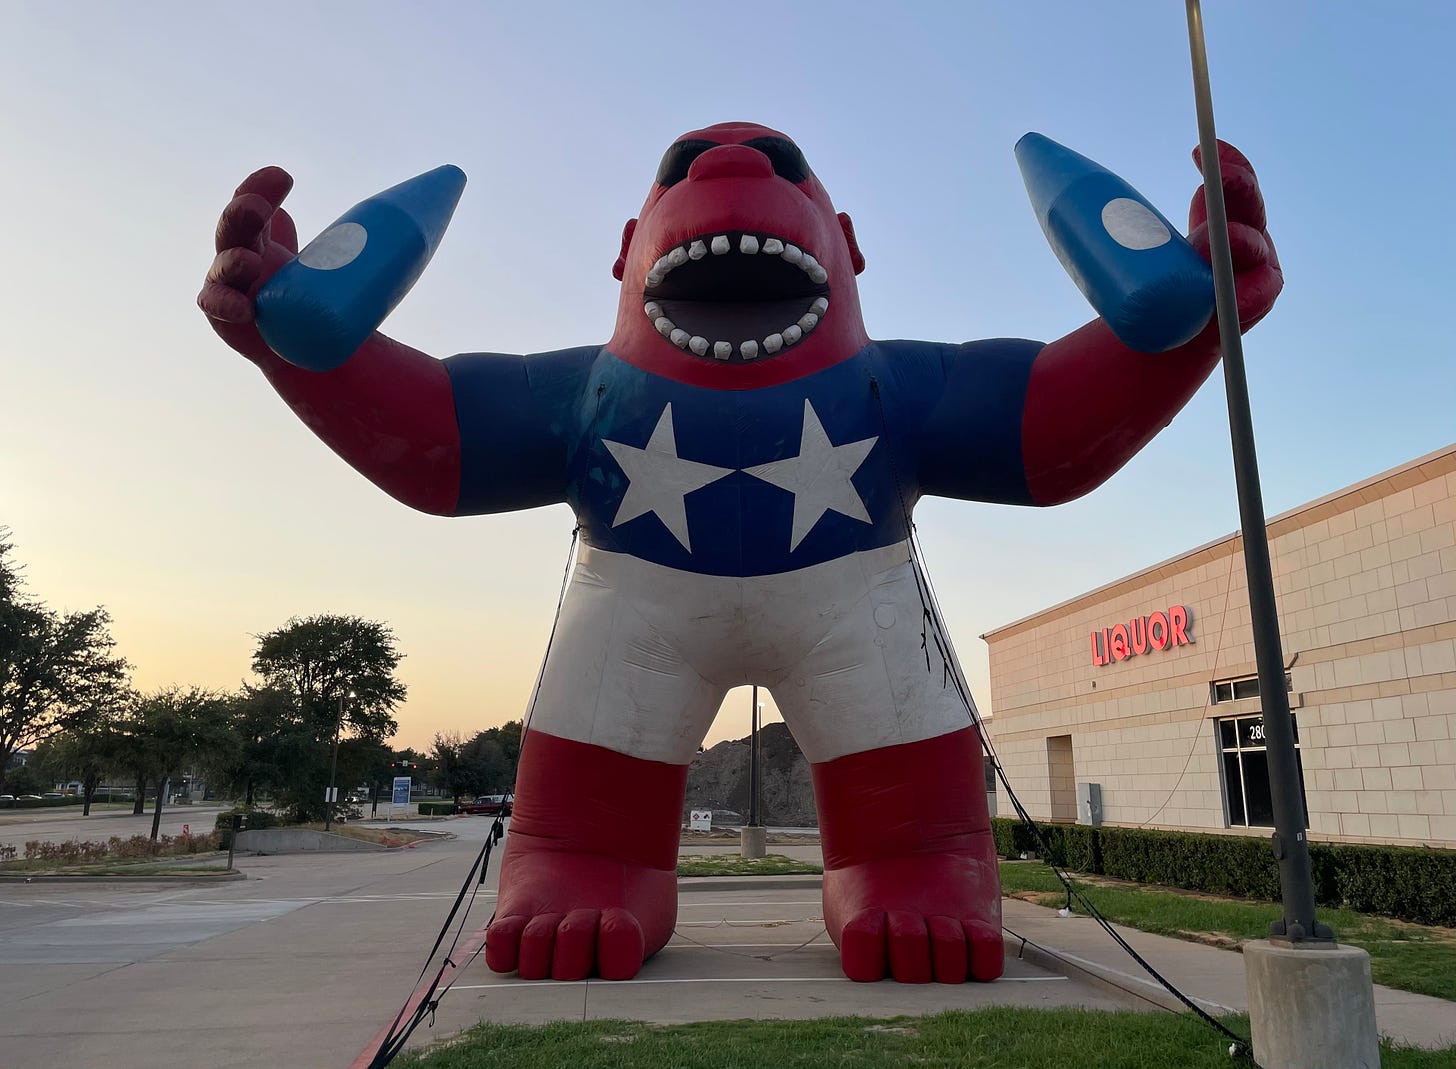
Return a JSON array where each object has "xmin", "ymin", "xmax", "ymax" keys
[
  {"xmin": 740, "ymin": 686, "xmax": 766, "ymax": 859},
  {"xmin": 325, "ymin": 688, "xmax": 355, "ymax": 832}
]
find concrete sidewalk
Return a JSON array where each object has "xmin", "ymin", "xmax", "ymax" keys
[
  {"xmin": 678, "ymin": 840, "xmax": 1455, "ymax": 1051},
  {"xmin": 1000, "ymin": 897, "xmax": 1456, "ymax": 1051}
]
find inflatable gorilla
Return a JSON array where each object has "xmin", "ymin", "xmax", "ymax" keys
[{"xmin": 199, "ymin": 122, "xmax": 1280, "ymax": 985}]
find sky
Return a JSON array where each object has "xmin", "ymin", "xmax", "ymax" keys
[{"xmin": 1, "ymin": 2, "xmax": 1452, "ymax": 753}]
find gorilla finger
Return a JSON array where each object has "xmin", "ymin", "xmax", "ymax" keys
[
  {"xmin": 197, "ymin": 281, "xmax": 254, "ymax": 324},
  {"xmin": 1235, "ymin": 265, "xmax": 1285, "ymax": 331},
  {"xmin": 206, "ymin": 247, "xmax": 262, "ymax": 290},
  {"xmin": 215, "ymin": 192, "xmax": 276, "ymax": 255},
  {"xmin": 1188, "ymin": 166, "xmax": 1264, "ymax": 233},
  {"xmin": 233, "ymin": 166, "xmax": 294, "ymax": 209},
  {"xmin": 1188, "ymin": 221, "xmax": 1272, "ymax": 271},
  {"xmin": 265, "ymin": 206, "xmax": 300, "ymax": 255},
  {"xmin": 1192, "ymin": 139, "xmax": 1257, "ymax": 179}
]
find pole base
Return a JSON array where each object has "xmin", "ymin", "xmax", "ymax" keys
[
  {"xmin": 1245, "ymin": 940, "xmax": 1379, "ymax": 1069},
  {"xmin": 739, "ymin": 825, "xmax": 767, "ymax": 859}
]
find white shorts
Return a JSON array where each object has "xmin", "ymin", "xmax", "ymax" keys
[{"xmin": 526, "ymin": 540, "xmax": 974, "ymax": 764}]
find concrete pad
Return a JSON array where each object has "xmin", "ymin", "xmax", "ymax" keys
[{"xmin": 1001, "ymin": 897, "xmax": 1456, "ymax": 1051}]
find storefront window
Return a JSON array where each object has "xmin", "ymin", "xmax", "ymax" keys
[
  {"xmin": 1217, "ymin": 712, "xmax": 1305, "ymax": 829},
  {"xmin": 1212, "ymin": 672, "xmax": 1292, "ymax": 704}
]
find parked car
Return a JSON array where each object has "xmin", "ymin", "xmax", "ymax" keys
[{"xmin": 461, "ymin": 794, "xmax": 513, "ymax": 816}]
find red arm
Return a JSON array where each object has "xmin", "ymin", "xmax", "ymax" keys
[
  {"xmin": 199, "ymin": 168, "xmax": 461, "ymax": 516},
  {"xmin": 1020, "ymin": 141, "xmax": 1282, "ymax": 505}
]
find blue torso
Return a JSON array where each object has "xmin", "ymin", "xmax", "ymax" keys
[{"xmin": 446, "ymin": 338, "xmax": 1039, "ymax": 578}]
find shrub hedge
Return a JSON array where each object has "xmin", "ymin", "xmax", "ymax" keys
[
  {"xmin": 417, "ymin": 801, "xmax": 457, "ymax": 816},
  {"xmin": 990, "ymin": 816, "xmax": 1456, "ymax": 928}
]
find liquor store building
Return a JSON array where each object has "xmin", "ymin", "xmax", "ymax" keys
[{"xmin": 981, "ymin": 443, "xmax": 1456, "ymax": 847}]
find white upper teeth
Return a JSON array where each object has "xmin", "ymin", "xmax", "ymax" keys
[{"xmin": 641, "ymin": 232, "xmax": 831, "ymax": 360}]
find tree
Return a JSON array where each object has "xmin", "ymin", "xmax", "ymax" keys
[
  {"xmin": 248, "ymin": 615, "xmax": 406, "ymax": 820},
  {"xmin": 119, "ymin": 687, "xmax": 235, "ymax": 840},
  {"xmin": 0, "ymin": 534, "xmax": 130, "ymax": 792},
  {"xmin": 37, "ymin": 691, "xmax": 132, "ymax": 815}
]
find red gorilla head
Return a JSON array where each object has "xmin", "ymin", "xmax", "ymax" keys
[{"xmin": 607, "ymin": 122, "xmax": 870, "ymax": 388}]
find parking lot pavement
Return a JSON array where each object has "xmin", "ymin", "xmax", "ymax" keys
[
  {"xmin": 0, "ymin": 804, "xmax": 229, "ymax": 851},
  {"xmin": 1, "ymin": 820, "xmax": 1140, "ymax": 1069}
]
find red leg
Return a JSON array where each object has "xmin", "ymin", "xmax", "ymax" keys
[
  {"xmin": 485, "ymin": 730, "xmax": 686, "ymax": 981},
  {"xmin": 813, "ymin": 725, "xmax": 1003, "ymax": 984}
]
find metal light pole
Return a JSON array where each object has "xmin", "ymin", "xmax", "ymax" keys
[
  {"xmin": 1186, "ymin": 14, "xmax": 1382, "ymax": 1064},
  {"xmin": 324, "ymin": 688, "xmax": 355, "ymax": 832},
  {"xmin": 749, "ymin": 685, "xmax": 761, "ymax": 828},
  {"xmin": 1185, "ymin": 1, "xmax": 1331, "ymax": 945}
]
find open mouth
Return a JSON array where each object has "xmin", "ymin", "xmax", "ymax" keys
[{"xmin": 642, "ymin": 231, "xmax": 830, "ymax": 362}]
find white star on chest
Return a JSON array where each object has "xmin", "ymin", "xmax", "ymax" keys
[
  {"xmin": 602, "ymin": 404, "xmax": 734, "ymax": 552},
  {"xmin": 745, "ymin": 399, "xmax": 878, "ymax": 551}
]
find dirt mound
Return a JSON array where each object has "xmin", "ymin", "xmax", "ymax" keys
[{"xmin": 685, "ymin": 722, "xmax": 817, "ymax": 827}]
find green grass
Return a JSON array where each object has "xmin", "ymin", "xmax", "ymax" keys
[
  {"xmin": 393, "ymin": 1010, "xmax": 1452, "ymax": 1069},
  {"xmin": 676, "ymin": 853, "xmax": 822, "ymax": 877},
  {"xmin": 1000, "ymin": 861, "xmax": 1456, "ymax": 1001}
]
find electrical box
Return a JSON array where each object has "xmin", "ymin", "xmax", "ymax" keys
[{"xmin": 1077, "ymin": 782, "xmax": 1102, "ymax": 826}]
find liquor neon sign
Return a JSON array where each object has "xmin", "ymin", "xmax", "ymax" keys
[{"xmin": 1090, "ymin": 605, "xmax": 1193, "ymax": 666}]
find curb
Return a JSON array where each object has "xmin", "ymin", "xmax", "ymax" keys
[
  {"xmin": 0, "ymin": 870, "xmax": 246, "ymax": 884},
  {"xmin": 677, "ymin": 874, "xmax": 823, "ymax": 893},
  {"xmin": 1001, "ymin": 929, "xmax": 1237, "ymax": 1016}
]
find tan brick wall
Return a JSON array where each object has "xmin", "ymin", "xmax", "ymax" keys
[{"xmin": 983, "ymin": 445, "xmax": 1456, "ymax": 847}]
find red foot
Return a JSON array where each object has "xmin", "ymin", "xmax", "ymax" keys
[
  {"xmin": 485, "ymin": 848, "xmax": 675, "ymax": 980},
  {"xmin": 813, "ymin": 726, "xmax": 1003, "ymax": 984},
  {"xmin": 484, "ymin": 730, "xmax": 686, "ymax": 981},
  {"xmin": 824, "ymin": 852, "xmax": 1002, "ymax": 983}
]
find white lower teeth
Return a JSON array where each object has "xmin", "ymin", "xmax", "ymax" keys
[{"xmin": 644, "ymin": 236, "xmax": 830, "ymax": 358}]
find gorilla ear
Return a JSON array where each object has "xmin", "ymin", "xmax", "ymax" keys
[
  {"xmin": 838, "ymin": 213, "xmax": 866, "ymax": 275},
  {"xmin": 612, "ymin": 218, "xmax": 637, "ymax": 281}
]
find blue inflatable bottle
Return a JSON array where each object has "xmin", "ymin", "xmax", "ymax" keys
[
  {"xmin": 255, "ymin": 164, "xmax": 467, "ymax": 372},
  {"xmin": 1016, "ymin": 133, "xmax": 1213, "ymax": 353}
]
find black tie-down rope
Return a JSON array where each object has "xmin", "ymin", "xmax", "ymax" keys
[
  {"xmin": 363, "ymin": 527, "xmax": 582, "ymax": 1068},
  {"xmin": 869, "ymin": 378, "xmax": 1257, "ymax": 1063}
]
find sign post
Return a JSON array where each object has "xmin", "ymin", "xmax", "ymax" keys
[{"xmin": 391, "ymin": 775, "xmax": 411, "ymax": 819}]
